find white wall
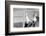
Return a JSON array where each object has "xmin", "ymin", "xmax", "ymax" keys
[{"xmin": 0, "ymin": 0, "xmax": 46, "ymax": 36}]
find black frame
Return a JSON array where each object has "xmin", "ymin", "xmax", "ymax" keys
[{"xmin": 5, "ymin": 1, "xmax": 45, "ymax": 35}]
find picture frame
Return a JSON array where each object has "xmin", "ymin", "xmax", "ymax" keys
[{"xmin": 5, "ymin": 1, "xmax": 45, "ymax": 35}]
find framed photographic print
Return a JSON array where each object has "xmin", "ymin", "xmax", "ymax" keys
[{"xmin": 5, "ymin": 1, "xmax": 45, "ymax": 35}]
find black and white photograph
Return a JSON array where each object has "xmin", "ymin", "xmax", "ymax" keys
[
  {"xmin": 5, "ymin": 1, "xmax": 45, "ymax": 35},
  {"xmin": 13, "ymin": 8, "xmax": 39, "ymax": 27}
]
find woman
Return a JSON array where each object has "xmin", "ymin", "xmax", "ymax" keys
[{"xmin": 25, "ymin": 13, "xmax": 33, "ymax": 27}]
